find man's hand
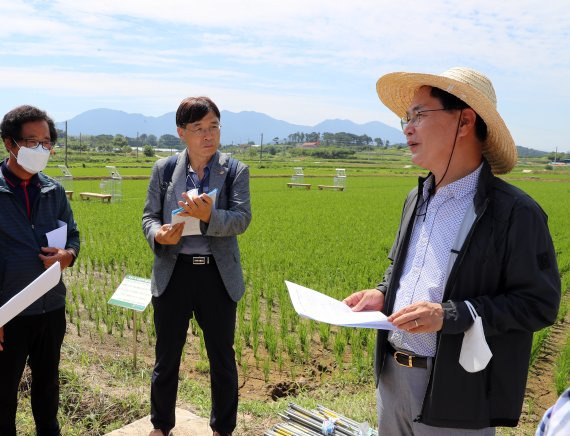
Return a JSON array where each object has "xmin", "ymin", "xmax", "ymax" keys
[
  {"xmin": 343, "ymin": 289, "xmax": 385, "ymax": 312},
  {"xmin": 178, "ymin": 192, "xmax": 213, "ymax": 223},
  {"xmin": 39, "ymin": 247, "xmax": 74, "ymax": 270},
  {"xmin": 154, "ymin": 223, "xmax": 184, "ymax": 245},
  {"xmin": 388, "ymin": 301, "xmax": 443, "ymax": 333},
  {"xmin": 0, "ymin": 326, "xmax": 4, "ymax": 351}
]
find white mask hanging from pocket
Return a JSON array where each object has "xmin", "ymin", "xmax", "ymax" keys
[{"xmin": 459, "ymin": 300, "xmax": 493, "ymax": 373}]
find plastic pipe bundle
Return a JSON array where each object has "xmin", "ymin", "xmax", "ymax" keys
[{"xmin": 263, "ymin": 402, "xmax": 378, "ymax": 436}]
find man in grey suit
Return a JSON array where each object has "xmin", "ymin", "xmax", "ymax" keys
[{"xmin": 142, "ymin": 96, "xmax": 251, "ymax": 436}]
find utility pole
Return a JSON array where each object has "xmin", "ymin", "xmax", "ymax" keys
[
  {"xmin": 259, "ymin": 133, "xmax": 263, "ymax": 165},
  {"xmin": 64, "ymin": 121, "xmax": 68, "ymax": 167}
]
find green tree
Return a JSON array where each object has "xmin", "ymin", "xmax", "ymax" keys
[
  {"xmin": 159, "ymin": 134, "xmax": 181, "ymax": 149},
  {"xmin": 143, "ymin": 144, "xmax": 155, "ymax": 157},
  {"xmin": 374, "ymin": 137, "xmax": 384, "ymax": 147},
  {"xmin": 112, "ymin": 134, "xmax": 128, "ymax": 149},
  {"xmin": 147, "ymin": 134, "xmax": 158, "ymax": 147}
]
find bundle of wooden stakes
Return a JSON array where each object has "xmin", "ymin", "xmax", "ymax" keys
[{"xmin": 264, "ymin": 403, "xmax": 378, "ymax": 436}]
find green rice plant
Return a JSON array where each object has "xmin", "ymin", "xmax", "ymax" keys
[
  {"xmin": 298, "ymin": 322, "xmax": 309, "ymax": 360},
  {"xmin": 262, "ymin": 357, "xmax": 270, "ymax": 383},
  {"xmin": 286, "ymin": 334, "xmax": 297, "ymax": 362},
  {"xmin": 531, "ymin": 328, "xmax": 550, "ymax": 366},
  {"xmin": 554, "ymin": 332, "xmax": 570, "ymax": 395},
  {"xmin": 318, "ymin": 323, "xmax": 330, "ymax": 350},
  {"xmin": 263, "ymin": 323, "xmax": 278, "ymax": 361},
  {"xmin": 241, "ymin": 321, "xmax": 252, "ymax": 347},
  {"xmin": 334, "ymin": 333, "xmax": 346, "ymax": 370}
]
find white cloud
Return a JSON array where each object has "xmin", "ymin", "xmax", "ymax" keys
[{"xmin": 0, "ymin": 0, "xmax": 569, "ymax": 150}]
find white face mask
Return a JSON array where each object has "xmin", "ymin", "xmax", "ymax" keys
[{"xmin": 12, "ymin": 143, "xmax": 51, "ymax": 174}]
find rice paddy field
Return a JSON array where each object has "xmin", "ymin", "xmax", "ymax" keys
[{"xmin": 9, "ymin": 151, "xmax": 570, "ymax": 435}]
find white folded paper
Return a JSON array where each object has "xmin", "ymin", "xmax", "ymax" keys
[
  {"xmin": 285, "ymin": 280, "xmax": 395, "ymax": 330},
  {"xmin": 46, "ymin": 220, "xmax": 67, "ymax": 249},
  {"xmin": 0, "ymin": 262, "xmax": 62, "ymax": 327}
]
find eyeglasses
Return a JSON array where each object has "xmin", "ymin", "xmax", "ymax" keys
[
  {"xmin": 400, "ymin": 108, "xmax": 447, "ymax": 131},
  {"xmin": 14, "ymin": 138, "xmax": 54, "ymax": 150},
  {"xmin": 185, "ymin": 125, "xmax": 221, "ymax": 137}
]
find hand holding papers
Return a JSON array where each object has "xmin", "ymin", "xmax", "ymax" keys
[
  {"xmin": 171, "ymin": 188, "xmax": 218, "ymax": 236},
  {"xmin": 0, "ymin": 262, "xmax": 61, "ymax": 328},
  {"xmin": 285, "ymin": 281, "xmax": 395, "ymax": 330}
]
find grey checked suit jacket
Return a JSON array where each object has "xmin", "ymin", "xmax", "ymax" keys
[{"xmin": 142, "ymin": 151, "xmax": 251, "ymax": 302}]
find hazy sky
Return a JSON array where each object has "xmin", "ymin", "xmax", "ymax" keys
[{"xmin": 1, "ymin": 0, "xmax": 568, "ymax": 151}]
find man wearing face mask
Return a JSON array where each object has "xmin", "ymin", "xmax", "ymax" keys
[{"xmin": 0, "ymin": 105, "xmax": 80, "ymax": 436}]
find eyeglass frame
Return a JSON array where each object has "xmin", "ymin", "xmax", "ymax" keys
[
  {"xmin": 12, "ymin": 137, "xmax": 54, "ymax": 151},
  {"xmin": 400, "ymin": 108, "xmax": 448, "ymax": 132},
  {"xmin": 183, "ymin": 124, "xmax": 222, "ymax": 137}
]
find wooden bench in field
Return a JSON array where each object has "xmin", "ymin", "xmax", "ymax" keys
[
  {"xmin": 65, "ymin": 191, "xmax": 73, "ymax": 200},
  {"xmin": 79, "ymin": 192, "xmax": 112, "ymax": 203},
  {"xmin": 287, "ymin": 183, "xmax": 312, "ymax": 190},
  {"xmin": 318, "ymin": 185, "xmax": 345, "ymax": 191}
]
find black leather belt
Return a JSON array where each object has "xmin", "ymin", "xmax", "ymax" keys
[
  {"xmin": 179, "ymin": 254, "xmax": 213, "ymax": 265},
  {"xmin": 387, "ymin": 342, "xmax": 428, "ymax": 369}
]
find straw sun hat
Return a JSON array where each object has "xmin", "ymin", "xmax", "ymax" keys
[{"xmin": 376, "ymin": 67, "xmax": 517, "ymax": 174}]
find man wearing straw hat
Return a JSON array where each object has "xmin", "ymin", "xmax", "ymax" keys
[{"xmin": 344, "ymin": 67, "xmax": 560, "ymax": 434}]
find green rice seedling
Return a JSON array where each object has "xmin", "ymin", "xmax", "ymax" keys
[
  {"xmin": 263, "ymin": 357, "xmax": 270, "ymax": 383},
  {"xmin": 554, "ymin": 333, "xmax": 570, "ymax": 395},
  {"xmin": 298, "ymin": 322, "xmax": 309, "ymax": 359},
  {"xmin": 198, "ymin": 328, "xmax": 206, "ymax": 360},
  {"xmin": 334, "ymin": 333, "xmax": 346, "ymax": 370},
  {"xmin": 318, "ymin": 323, "xmax": 330, "ymax": 350},
  {"xmin": 241, "ymin": 321, "xmax": 252, "ymax": 347},
  {"xmin": 286, "ymin": 334, "xmax": 297, "ymax": 362},
  {"xmin": 252, "ymin": 327, "xmax": 260, "ymax": 359},
  {"xmin": 264, "ymin": 323, "xmax": 278, "ymax": 361}
]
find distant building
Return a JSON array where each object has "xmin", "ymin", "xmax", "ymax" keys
[{"xmin": 299, "ymin": 141, "xmax": 320, "ymax": 148}]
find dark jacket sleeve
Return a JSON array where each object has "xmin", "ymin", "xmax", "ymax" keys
[
  {"xmin": 142, "ymin": 160, "xmax": 166, "ymax": 255},
  {"xmin": 58, "ymin": 185, "xmax": 80, "ymax": 266},
  {"xmin": 442, "ymin": 194, "xmax": 560, "ymax": 336}
]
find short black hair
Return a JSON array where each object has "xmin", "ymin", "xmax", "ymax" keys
[
  {"xmin": 429, "ymin": 87, "xmax": 488, "ymax": 143},
  {"xmin": 176, "ymin": 97, "xmax": 220, "ymax": 127},
  {"xmin": 0, "ymin": 105, "xmax": 57, "ymax": 143}
]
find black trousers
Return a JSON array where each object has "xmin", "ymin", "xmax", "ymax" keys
[
  {"xmin": 151, "ymin": 256, "xmax": 238, "ymax": 435},
  {"xmin": 0, "ymin": 307, "xmax": 66, "ymax": 436}
]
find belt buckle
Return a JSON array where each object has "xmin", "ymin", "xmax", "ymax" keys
[
  {"xmin": 394, "ymin": 351, "xmax": 413, "ymax": 368},
  {"xmin": 192, "ymin": 256, "xmax": 207, "ymax": 265}
]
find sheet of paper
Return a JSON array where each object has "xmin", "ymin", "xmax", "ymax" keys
[
  {"xmin": 108, "ymin": 275, "xmax": 152, "ymax": 312},
  {"xmin": 171, "ymin": 188, "xmax": 218, "ymax": 236},
  {"xmin": 285, "ymin": 280, "xmax": 396, "ymax": 330},
  {"xmin": 46, "ymin": 220, "xmax": 67, "ymax": 249},
  {"xmin": 0, "ymin": 262, "xmax": 62, "ymax": 327}
]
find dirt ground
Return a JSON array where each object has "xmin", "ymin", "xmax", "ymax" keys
[{"xmin": 52, "ymin": 305, "xmax": 570, "ymax": 436}]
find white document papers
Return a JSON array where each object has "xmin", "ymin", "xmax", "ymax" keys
[
  {"xmin": 171, "ymin": 188, "xmax": 218, "ymax": 236},
  {"xmin": 0, "ymin": 262, "xmax": 62, "ymax": 327},
  {"xmin": 285, "ymin": 280, "xmax": 395, "ymax": 330},
  {"xmin": 46, "ymin": 220, "xmax": 67, "ymax": 249},
  {"xmin": 108, "ymin": 275, "xmax": 152, "ymax": 312}
]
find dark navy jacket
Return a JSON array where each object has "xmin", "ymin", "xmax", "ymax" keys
[{"xmin": 0, "ymin": 170, "xmax": 80, "ymax": 315}]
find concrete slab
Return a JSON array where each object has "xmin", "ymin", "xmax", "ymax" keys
[{"xmin": 104, "ymin": 408, "xmax": 211, "ymax": 436}]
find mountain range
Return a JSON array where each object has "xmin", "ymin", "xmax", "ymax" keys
[{"xmin": 55, "ymin": 109, "xmax": 406, "ymax": 145}]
